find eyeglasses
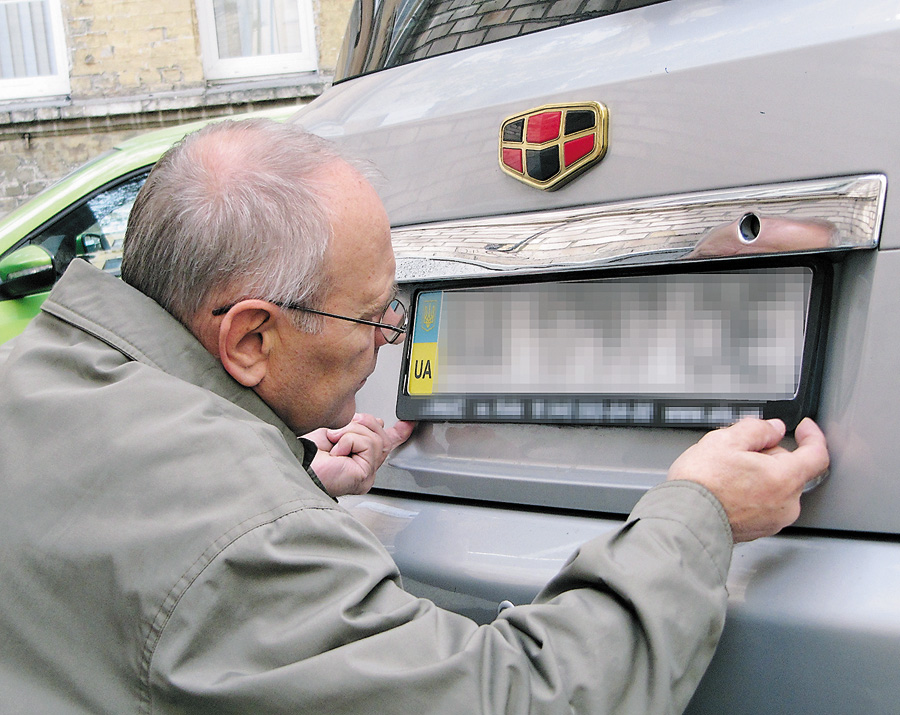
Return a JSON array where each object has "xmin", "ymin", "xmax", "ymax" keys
[{"xmin": 212, "ymin": 298, "xmax": 407, "ymax": 344}]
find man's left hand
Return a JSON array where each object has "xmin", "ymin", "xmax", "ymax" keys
[{"xmin": 306, "ymin": 414, "xmax": 415, "ymax": 497}]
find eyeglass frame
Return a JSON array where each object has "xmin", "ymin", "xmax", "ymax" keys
[{"xmin": 211, "ymin": 298, "xmax": 408, "ymax": 344}]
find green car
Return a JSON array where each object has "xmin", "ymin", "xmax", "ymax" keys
[{"xmin": 0, "ymin": 107, "xmax": 295, "ymax": 344}]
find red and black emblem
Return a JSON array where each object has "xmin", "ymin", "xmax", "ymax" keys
[{"xmin": 499, "ymin": 102, "xmax": 609, "ymax": 190}]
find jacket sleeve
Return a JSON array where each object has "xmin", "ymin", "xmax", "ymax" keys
[{"xmin": 147, "ymin": 480, "xmax": 732, "ymax": 715}]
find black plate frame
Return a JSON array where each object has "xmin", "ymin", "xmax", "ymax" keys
[{"xmin": 396, "ymin": 255, "xmax": 832, "ymax": 430}]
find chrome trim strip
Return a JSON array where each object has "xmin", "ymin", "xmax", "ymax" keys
[{"xmin": 393, "ymin": 175, "xmax": 885, "ymax": 280}]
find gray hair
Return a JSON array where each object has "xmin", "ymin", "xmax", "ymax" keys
[{"xmin": 121, "ymin": 118, "xmax": 353, "ymax": 330}]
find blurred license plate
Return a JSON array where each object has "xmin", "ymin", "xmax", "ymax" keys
[{"xmin": 398, "ymin": 260, "xmax": 829, "ymax": 429}]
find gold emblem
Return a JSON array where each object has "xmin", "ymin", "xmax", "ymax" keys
[{"xmin": 499, "ymin": 102, "xmax": 609, "ymax": 191}]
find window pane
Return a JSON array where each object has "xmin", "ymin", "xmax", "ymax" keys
[
  {"xmin": 213, "ymin": 0, "xmax": 303, "ymax": 59},
  {"xmin": 0, "ymin": 0, "xmax": 58, "ymax": 79},
  {"xmin": 24, "ymin": 172, "xmax": 149, "ymax": 281},
  {"xmin": 336, "ymin": 0, "xmax": 669, "ymax": 82},
  {"xmin": 197, "ymin": 0, "xmax": 316, "ymax": 79}
]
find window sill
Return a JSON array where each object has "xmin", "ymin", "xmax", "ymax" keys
[{"xmin": 0, "ymin": 72, "xmax": 330, "ymax": 136}]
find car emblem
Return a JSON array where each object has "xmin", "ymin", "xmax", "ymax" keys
[{"xmin": 499, "ymin": 102, "xmax": 609, "ymax": 191}]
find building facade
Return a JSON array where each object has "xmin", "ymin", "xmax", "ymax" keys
[{"xmin": 0, "ymin": 0, "xmax": 352, "ymax": 215}]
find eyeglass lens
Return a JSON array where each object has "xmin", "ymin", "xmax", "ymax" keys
[{"xmin": 382, "ymin": 299, "xmax": 407, "ymax": 344}]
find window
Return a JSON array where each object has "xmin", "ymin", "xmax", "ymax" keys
[
  {"xmin": 336, "ymin": 0, "xmax": 669, "ymax": 82},
  {"xmin": 196, "ymin": 0, "xmax": 318, "ymax": 81},
  {"xmin": 0, "ymin": 0, "xmax": 69, "ymax": 101},
  {"xmin": 2, "ymin": 170, "xmax": 149, "ymax": 289}
]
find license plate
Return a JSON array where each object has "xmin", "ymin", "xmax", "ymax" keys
[{"xmin": 398, "ymin": 258, "xmax": 829, "ymax": 429}]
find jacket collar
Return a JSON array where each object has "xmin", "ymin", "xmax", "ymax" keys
[{"xmin": 40, "ymin": 259, "xmax": 318, "ymax": 476}]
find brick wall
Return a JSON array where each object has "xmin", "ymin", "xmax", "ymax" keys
[
  {"xmin": 66, "ymin": 0, "xmax": 205, "ymax": 97},
  {"xmin": 0, "ymin": 0, "xmax": 353, "ymax": 217}
]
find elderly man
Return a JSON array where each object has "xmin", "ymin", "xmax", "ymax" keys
[{"xmin": 0, "ymin": 119, "xmax": 828, "ymax": 714}]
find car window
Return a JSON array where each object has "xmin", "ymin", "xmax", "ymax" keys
[
  {"xmin": 335, "ymin": 0, "xmax": 669, "ymax": 82},
  {"xmin": 6, "ymin": 170, "xmax": 149, "ymax": 288}
]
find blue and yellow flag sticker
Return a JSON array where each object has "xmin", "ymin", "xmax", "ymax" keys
[{"xmin": 408, "ymin": 292, "xmax": 441, "ymax": 395}]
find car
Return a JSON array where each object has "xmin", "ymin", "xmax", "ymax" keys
[
  {"xmin": 5, "ymin": 2, "xmax": 900, "ymax": 710},
  {"xmin": 285, "ymin": 1, "xmax": 900, "ymax": 713},
  {"xmin": 0, "ymin": 106, "xmax": 295, "ymax": 344}
]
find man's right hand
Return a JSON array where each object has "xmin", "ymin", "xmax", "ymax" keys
[
  {"xmin": 306, "ymin": 415, "xmax": 415, "ymax": 497},
  {"xmin": 667, "ymin": 417, "xmax": 830, "ymax": 543}
]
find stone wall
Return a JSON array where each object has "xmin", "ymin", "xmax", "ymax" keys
[{"xmin": 0, "ymin": 0, "xmax": 353, "ymax": 217}]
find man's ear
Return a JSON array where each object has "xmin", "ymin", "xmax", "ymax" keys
[{"xmin": 217, "ymin": 301, "xmax": 280, "ymax": 387}]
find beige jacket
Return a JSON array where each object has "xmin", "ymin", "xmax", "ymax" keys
[{"xmin": 0, "ymin": 260, "xmax": 732, "ymax": 714}]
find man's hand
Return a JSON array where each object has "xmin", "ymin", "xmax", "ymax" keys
[
  {"xmin": 667, "ymin": 417, "xmax": 829, "ymax": 543},
  {"xmin": 306, "ymin": 414, "xmax": 415, "ymax": 497}
]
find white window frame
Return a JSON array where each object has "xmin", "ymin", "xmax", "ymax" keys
[
  {"xmin": 195, "ymin": 0, "xmax": 318, "ymax": 81},
  {"xmin": 0, "ymin": 0, "xmax": 69, "ymax": 101}
]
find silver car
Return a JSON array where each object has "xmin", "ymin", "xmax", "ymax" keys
[{"xmin": 292, "ymin": 1, "xmax": 900, "ymax": 712}]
